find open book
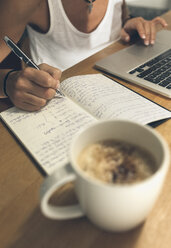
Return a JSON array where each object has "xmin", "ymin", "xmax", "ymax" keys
[{"xmin": 0, "ymin": 74, "xmax": 171, "ymax": 175}]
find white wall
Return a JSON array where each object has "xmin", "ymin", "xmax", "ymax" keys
[{"xmin": 126, "ymin": 0, "xmax": 170, "ymax": 9}]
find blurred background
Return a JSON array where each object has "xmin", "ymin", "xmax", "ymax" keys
[{"xmin": 126, "ymin": 0, "xmax": 171, "ymax": 19}]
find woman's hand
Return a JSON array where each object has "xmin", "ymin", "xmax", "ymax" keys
[
  {"xmin": 6, "ymin": 63, "xmax": 61, "ymax": 111},
  {"xmin": 121, "ymin": 16, "xmax": 168, "ymax": 45}
]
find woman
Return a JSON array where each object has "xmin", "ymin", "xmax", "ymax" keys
[{"xmin": 0, "ymin": 0, "xmax": 167, "ymax": 111}]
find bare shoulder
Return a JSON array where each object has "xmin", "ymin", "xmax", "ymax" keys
[
  {"xmin": 0, "ymin": 0, "xmax": 45, "ymax": 39},
  {"xmin": 0, "ymin": 0, "xmax": 44, "ymax": 61},
  {"xmin": 0, "ymin": 0, "xmax": 43, "ymax": 23}
]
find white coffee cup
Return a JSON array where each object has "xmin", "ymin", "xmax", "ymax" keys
[{"xmin": 40, "ymin": 120, "xmax": 170, "ymax": 232}]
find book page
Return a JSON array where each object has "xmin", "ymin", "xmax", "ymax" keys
[
  {"xmin": 1, "ymin": 74, "xmax": 170, "ymax": 175},
  {"xmin": 61, "ymin": 74, "xmax": 171, "ymax": 124},
  {"xmin": 0, "ymin": 97, "xmax": 95, "ymax": 175}
]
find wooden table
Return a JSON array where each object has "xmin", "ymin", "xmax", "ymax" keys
[{"xmin": 0, "ymin": 11, "xmax": 171, "ymax": 248}]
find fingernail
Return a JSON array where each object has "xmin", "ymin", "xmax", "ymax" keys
[
  {"xmin": 151, "ymin": 40, "xmax": 155, "ymax": 45},
  {"xmin": 145, "ymin": 41, "xmax": 149, "ymax": 46},
  {"xmin": 141, "ymin": 34, "xmax": 146, "ymax": 39}
]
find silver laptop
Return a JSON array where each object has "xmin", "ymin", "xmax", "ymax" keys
[{"xmin": 95, "ymin": 30, "xmax": 171, "ymax": 98}]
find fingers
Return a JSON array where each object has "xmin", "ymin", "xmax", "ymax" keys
[
  {"xmin": 21, "ymin": 66, "xmax": 60, "ymax": 90},
  {"xmin": 19, "ymin": 79, "xmax": 57, "ymax": 100},
  {"xmin": 143, "ymin": 21, "xmax": 154, "ymax": 45},
  {"xmin": 39, "ymin": 63, "xmax": 62, "ymax": 82},
  {"xmin": 6, "ymin": 64, "xmax": 62, "ymax": 111},
  {"xmin": 123, "ymin": 17, "xmax": 168, "ymax": 46},
  {"xmin": 132, "ymin": 18, "xmax": 155, "ymax": 45},
  {"xmin": 153, "ymin": 16, "xmax": 168, "ymax": 28},
  {"xmin": 13, "ymin": 92, "xmax": 47, "ymax": 112},
  {"xmin": 134, "ymin": 18, "xmax": 146, "ymax": 40},
  {"xmin": 141, "ymin": 17, "xmax": 168, "ymax": 45}
]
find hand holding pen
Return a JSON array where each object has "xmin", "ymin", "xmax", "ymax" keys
[{"xmin": 3, "ymin": 36, "xmax": 63, "ymax": 111}]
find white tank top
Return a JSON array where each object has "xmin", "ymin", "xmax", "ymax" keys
[{"xmin": 27, "ymin": 0, "xmax": 123, "ymax": 71}]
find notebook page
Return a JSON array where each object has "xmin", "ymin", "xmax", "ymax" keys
[
  {"xmin": 0, "ymin": 97, "xmax": 95, "ymax": 175},
  {"xmin": 61, "ymin": 74, "xmax": 171, "ymax": 124}
]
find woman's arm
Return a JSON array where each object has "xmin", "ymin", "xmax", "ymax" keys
[{"xmin": 0, "ymin": 0, "xmax": 61, "ymax": 111}]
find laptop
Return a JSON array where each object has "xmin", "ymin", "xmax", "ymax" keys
[{"xmin": 95, "ymin": 30, "xmax": 171, "ymax": 98}]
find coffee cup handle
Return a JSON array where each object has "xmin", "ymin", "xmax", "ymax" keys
[{"xmin": 40, "ymin": 164, "xmax": 84, "ymax": 219}]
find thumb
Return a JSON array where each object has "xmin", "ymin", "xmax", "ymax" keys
[{"xmin": 120, "ymin": 28, "xmax": 130, "ymax": 42}]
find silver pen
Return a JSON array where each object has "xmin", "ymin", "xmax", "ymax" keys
[{"xmin": 3, "ymin": 36, "xmax": 64, "ymax": 97}]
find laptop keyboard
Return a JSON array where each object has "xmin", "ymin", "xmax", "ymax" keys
[{"xmin": 129, "ymin": 49, "xmax": 171, "ymax": 89}]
